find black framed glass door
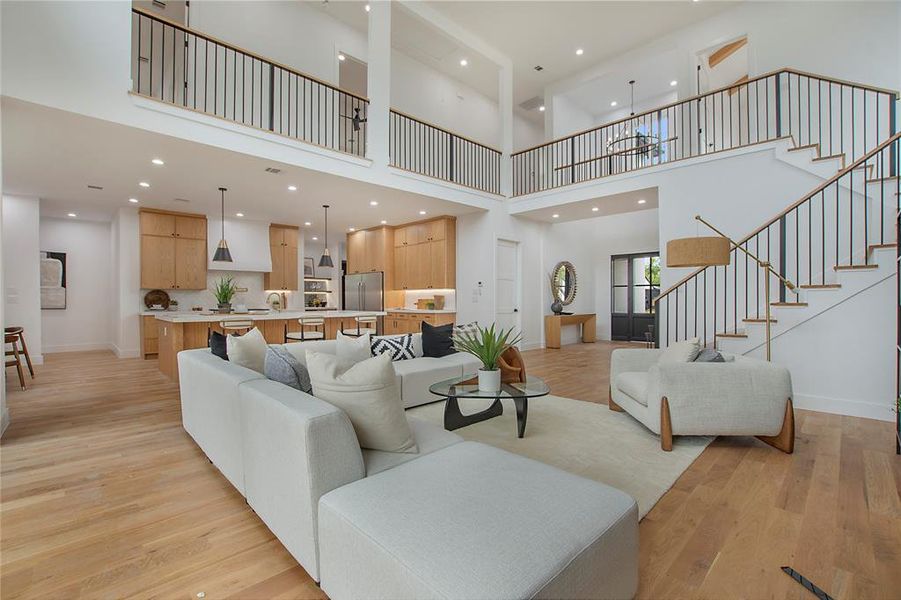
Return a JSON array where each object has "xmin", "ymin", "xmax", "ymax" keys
[{"xmin": 611, "ymin": 252, "xmax": 660, "ymax": 342}]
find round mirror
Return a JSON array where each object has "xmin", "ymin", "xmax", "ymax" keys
[{"xmin": 551, "ymin": 261, "xmax": 577, "ymax": 306}]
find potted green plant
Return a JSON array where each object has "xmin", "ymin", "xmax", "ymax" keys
[
  {"xmin": 212, "ymin": 276, "xmax": 238, "ymax": 314},
  {"xmin": 453, "ymin": 323, "xmax": 522, "ymax": 392}
]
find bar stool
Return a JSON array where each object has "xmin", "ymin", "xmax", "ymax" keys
[
  {"xmin": 4, "ymin": 326, "xmax": 34, "ymax": 378},
  {"xmin": 341, "ymin": 315, "xmax": 378, "ymax": 337},
  {"xmin": 5, "ymin": 333, "xmax": 27, "ymax": 390},
  {"xmin": 286, "ymin": 317, "xmax": 326, "ymax": 342},
  {"xmin": 219, "ymin": 319, "xmax": 254, "ymax": 336}
]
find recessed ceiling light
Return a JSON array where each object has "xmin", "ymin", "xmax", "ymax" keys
[
  {"xmin": 459, "ymin": 59, "xmax": 468, "ymax": 67},
  {"xmin": 338, "ymin": 53, "xmax": 346, "ymax": 61},
  {"xmin": 304, "ymin": 221, "xmax": 312, "ymax": 226},
  {"xmin": 610, "ymin": 101, "xmax": 617, "ymax": 107},
  {"xmin": 365, "ymin": 3, "xmax": 370, "ymax": 11},
  {"xmin": 235, "ymin": 212, "xmax": 244, "ymax": 217},
  {"xmin": 312, "ymin": 236, "xmax": 319, "ymax": 241},
  {"xmin": 592, "ymin": 207, "xmax": 599, "ymax": 212},
  {"xmin": 538, "ymin": 105, "xmax": 546, "ymax": 112},
  {"xmin": 139, "ymin": 181, "xmax": 150, "ymax": 187},
  {"xmin": 151, "ymin": 158, "xmax": 164, "ymax": 165},
  {"xmin": 419, "ymin": 210, "xmax": 427, "ymax": 215},
  {"xmin": 575, "ymin": 48, "xmax": 584, "ymax": 56},
  {"xmin": 288, "ymin": 185, "xmax": 297, "ymax": 191},
  {"xmin": 380, "ymin": 220, "xmax": 387, "ymax": 225},
  {"xmin": 128, "ymin": 198, "xmax": 139, "ymax": 203},
  {"xmin": 552, "ymin": 213, "xmax": 559, "ymax": 218},
  {"xmin": 369, "ymin": 200, "xmax": 379, "ymax": 206},
  {"xmin": 638, "ymin": 199, "xmax": 647, "ymax": 204},
  {"xmin": 670, "ymin": 80, "xmax": 678, "ymax": 86},
  {"xmin": 348, "ymin": 227, "xmax": 356, "ymax": 232},
  {"xmin": 67, "ymin": 213, "xmax": 77, "ymax": 218}
]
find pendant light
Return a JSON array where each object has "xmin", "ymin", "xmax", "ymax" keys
[
  {"xmin": 318, "ymin": 204, "xmax": 334, "ymax": 268},
  {"xmin": 212, "ymin": 187, "xmax": 233, "ymax": 262}
]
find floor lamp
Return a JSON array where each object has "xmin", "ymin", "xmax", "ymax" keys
[{"xmin": 666, "ymin": 215, "xmax": 797, "ymax": 361}]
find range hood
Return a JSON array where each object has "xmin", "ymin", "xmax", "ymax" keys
[{"xmin": 207, "ymin": 218, "xmax": 273, "ymax": 272}]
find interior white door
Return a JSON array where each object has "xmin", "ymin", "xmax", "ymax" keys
[{"xmin": 495, "ymin": 239, "xmax": 520, "ymax": 336}]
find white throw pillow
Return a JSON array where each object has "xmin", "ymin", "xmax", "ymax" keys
[
  {"xmin": 336, "ymin": 331, "xmax": 372, "ymax": 362},
  {"xmin": 659, "ymin": 337, "xmax": 701, "ymax": 364},
  {"xmin": 306, "ymin": 351, "xmax": 418, "ymax": 454},
  {"xmin": 226, "ymin": 327, "xmax": 268, "ymax": 373}
]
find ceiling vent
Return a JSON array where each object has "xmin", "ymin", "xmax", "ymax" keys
[
  {"xmin": 265, "ymin": 167, "xmax": 282, "ymax": 174},
  {"xmin": 151, "ymin": 0, "xmax": 167, "ymax": 9},
  {"xmin": 533, "ymin": 65, "xmax": 544, "ymax": 72},
  {"xmin": 87, "ymin": 184, "xmax": 104, "ymax": 190},
  {"xmin": 519, "ymin": 96, "xmax": 544, "ymax": 111},
  {"xmin": 174, "ymin": 198, "xmax": 190, "ymax": 203}
]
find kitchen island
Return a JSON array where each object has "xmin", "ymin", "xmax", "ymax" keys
[{"xmin": 154, "ymin": 310, "xmax": 386, "ymax": 381}]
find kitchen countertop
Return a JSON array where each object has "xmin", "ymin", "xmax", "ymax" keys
[
  {"xmin": 386, "ymin": 308, "xmax": 456, "ymax": 314},
  {"xmin": 150, "ymin": 310, "xmax": 387, "ymax": 323}
]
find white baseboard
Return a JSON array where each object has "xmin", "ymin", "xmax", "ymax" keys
[
  {"xmin": 111, "ymin": 344, "xmax": 142, "ymax": 359},
  {"xmin": 43, "ymin": 342, "xmax": 113, "ymax": 354},
  {"xmin": 793, "ymin": 393, "xmax": 894, "ymax": 422},
  {"xmin": 521, "ymin": 341, "xmax": 545, "ymax": 351}
]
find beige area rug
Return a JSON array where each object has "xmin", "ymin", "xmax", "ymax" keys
[{"xmin": 408, "ymin": 396, "xmax": 713, "ymax": 519}]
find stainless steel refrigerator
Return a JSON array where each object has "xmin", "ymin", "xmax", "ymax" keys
[{"xmin": 343, "ymin": 272, "xmax": 384, "ymax": 311}]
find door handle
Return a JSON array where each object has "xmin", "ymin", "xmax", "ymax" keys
[{"xmin": 513, "ymin": 308, "xmax": 519, "ymax": 312}]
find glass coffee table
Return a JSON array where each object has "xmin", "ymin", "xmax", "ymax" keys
[{"xmin": 428, "ymin": 375, "xmax": 550, "ymax": 438}]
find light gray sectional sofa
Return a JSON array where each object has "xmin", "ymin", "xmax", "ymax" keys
[{"xmin": 178, "ymin": 346, "xmax": 639, "ymax": 599}]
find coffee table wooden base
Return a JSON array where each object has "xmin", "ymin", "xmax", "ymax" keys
[{"xmin": 443, "ymin": 396, "xmax": 529, "ymax": 438}]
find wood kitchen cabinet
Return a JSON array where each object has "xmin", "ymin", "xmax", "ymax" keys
[
  {"xmin": 141, "ymin": 315, "xmax": 159, "ymax": 358},
  {"xmin": 264, "ymin": 225, "xmax": 299, "ymax": 291},
  {"xmin": 392, "ymin": 217, "xmax": 455, "ymax": 290},
  {"xmin": 384, "ymin": 311, "xmax": 456, "ymax": 335},
  {"xmin": 346, "ymin": 227, "xmax": 395, "ymax": 288},
  {"xmin": 140, "ymin": 209, "xmax": 208, "ymax": 290}
]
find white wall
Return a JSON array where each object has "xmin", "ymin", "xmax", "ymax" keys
[
  {"xmin": 1, "ymin": 195, "xmax": 42, "ymax": 364},
  {"xmin": 39, "ymin": 218, "xmax": 112, "ymax": 353},
  {"xmin": 111, "ymin": 208, "xmax": 141, "ymax": 358},
  {"xmin": 543, "ymin": 209, "xmax": 660, "ymax": 344}
]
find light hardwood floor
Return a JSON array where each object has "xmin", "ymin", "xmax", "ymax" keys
[{"xmin": 2, "ymin": 346, "xmax": 899, "ymax": 599}]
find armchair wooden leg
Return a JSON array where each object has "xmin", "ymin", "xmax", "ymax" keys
[
  {"xmin": 608, "ymin": 387, "xmax": 624, "ymax": 412},
  {"xmin": 756, "ymin": 398, "xmax": 795, "ymax": 454},
  {"xmin": 660, "ymin": 397, "xmax": 673, "ymax": 451}
]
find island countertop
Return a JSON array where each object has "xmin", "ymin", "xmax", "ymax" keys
[{"xmin": 153, "ymin": 310, "xmax": 386, "ymax": 323}]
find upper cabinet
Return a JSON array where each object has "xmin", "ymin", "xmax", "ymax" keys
[
  {"xmin": 264, "ymin": 225, "xmax": 299, "ymax": 291},
  {"xmin": 140, "ymin": 210, "xmax": 207, "ymax": 290},
  {"xmin": 392, "ymin": 217, "xmax": 455, "ymax": 290},
  {"xmin": 346, "ymin": 227, "xmax": 394, "ymax": 281}
]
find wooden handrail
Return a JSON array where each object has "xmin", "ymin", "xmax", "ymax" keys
[
  {"xmin": 655, "ymin": 131, "xmax": 901, "ymax": 302},
  {"xmin": 513, "ymin": 67, "xmax": 899, "ymax": 157},
  {"xmin": 390, "ymin": 108, "xmax": 502, "ymax": 154},
  {"xmin": 132, "ymin": 7, "xmax": 369, "ymax": 103}
]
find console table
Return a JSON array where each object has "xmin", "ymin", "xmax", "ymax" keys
[{"xmin": 544, "ymin": 313, "xmax": 597, "ymax": 349}]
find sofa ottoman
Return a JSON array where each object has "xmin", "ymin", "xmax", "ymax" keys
[{"xmin": 318, "ymin": 441, "xmax": 638, "ymax": 600}]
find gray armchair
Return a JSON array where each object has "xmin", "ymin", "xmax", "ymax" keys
[{"xmin": 609, "ymin": 348, "xmax": 794, "ymax": 453}]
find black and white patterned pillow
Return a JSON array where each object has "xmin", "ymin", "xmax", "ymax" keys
[
  {"xmin": 454, "ymin": 321, "xmax": 480, "ymax": 340},
  {"xmin": 371, "ymin": 334, "xmax": 416, "ymax": 361}
]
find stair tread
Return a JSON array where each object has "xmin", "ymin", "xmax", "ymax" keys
[
  {"xmin": 867, "ymin": 175, "xmax": 901, "ymax": 184},
  {"xmin": 812, "ymin": 153, "xmax": 844, "ymax": 163},
  {"xmin": 716, "ymin": 332, "xmax": 749, "ymax": 338},
  {"xmin": 834, "ymin": 264, "xmax": 878, "ymax": 270},
  {"xmin": 771, "ymin": 302, "xmax": 809, "ymax": 307},
  {"xmin": 799, "ymin": 284, "xmax": 842, "ymax": 289},
  {"xmin": 869, "ymin": 243, "xmax": 897, "ymax": 250},
  {"xmin": 788, "ymin": 143, "xmax": 819, "ymax": 153},
  {"xmin": 742, "ymin": 318, "xmax": 778, "ymax": 323}
]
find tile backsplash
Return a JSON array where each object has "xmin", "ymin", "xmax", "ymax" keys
[{"xmin": 140, "ymin": 271, "xmax": 304, "ymax": 311}]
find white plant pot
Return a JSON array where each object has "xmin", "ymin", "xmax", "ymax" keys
[{"xmin": 478, "ymin": 369, "xmax": 501, "ymax": 393}]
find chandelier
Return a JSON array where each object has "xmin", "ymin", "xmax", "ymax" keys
[{"xmin": 606, "ymin": 80, "xmax": 662, "ymax": 159}]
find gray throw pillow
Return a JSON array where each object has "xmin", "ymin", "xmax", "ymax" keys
[
  {"xmin": 264, "ymin": 345, "xmax": 313, "ymax": 393},
  {"xmin": 694, "ymin": 348, "xmax": 725, "ymax": 363}
]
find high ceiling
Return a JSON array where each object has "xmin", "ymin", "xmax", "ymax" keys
[
  {"xmin": 1, "ymin": 99, "xmax": 479, "ymax": 233},
  {"xmin": 426, "ymin": 1, "xmax": 735, "ymax": 107}
]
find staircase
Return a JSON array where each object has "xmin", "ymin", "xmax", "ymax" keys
[{"xmin": 655, "ymin": 132, "xmax": 900, "ymax": 354}]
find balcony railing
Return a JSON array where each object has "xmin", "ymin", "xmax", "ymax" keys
[
  {"xmin": 512, "ymin": 68, "xmax": 898, "ymax": 196},
  {"xmin": 132, "ymin": 8, "xmax": 368, "ymax": 156},
  {"xmin": 389, "ymin": 110, "xmax": 502, "ymax": 195}
]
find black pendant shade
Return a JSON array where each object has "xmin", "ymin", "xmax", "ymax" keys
[
  {"xmin": 212, "ymin": 187, "xmax": 233, "ymax": 262},
  {"xmin": 318, "ymin": 204, "xmax": 333, "ymax": 267}
]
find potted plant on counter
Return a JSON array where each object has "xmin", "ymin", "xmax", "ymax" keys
[
  {"xmin": 213, "ymin": 276, "xmax": 238, "ymax": 314},
  {"xmin": 453, "ymin": 323, "xmax": 522, "ymax": 392}
]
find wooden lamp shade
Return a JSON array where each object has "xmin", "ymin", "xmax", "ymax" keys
[{"xmin": 666, "ymin": 236, "xmax": 731, "ymax": 267}]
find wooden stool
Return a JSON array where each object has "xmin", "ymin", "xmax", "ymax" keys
[
  {"xmin": 286, "ymin": 317, "xmax": 326, "ymax": 342},
  {"xmin": 5, "ymin": 333, "xmax": 27, "ymax": 390},
  {"xmin": 4, "ymin": 326, "xmax": 34, "ymax": 378}
]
